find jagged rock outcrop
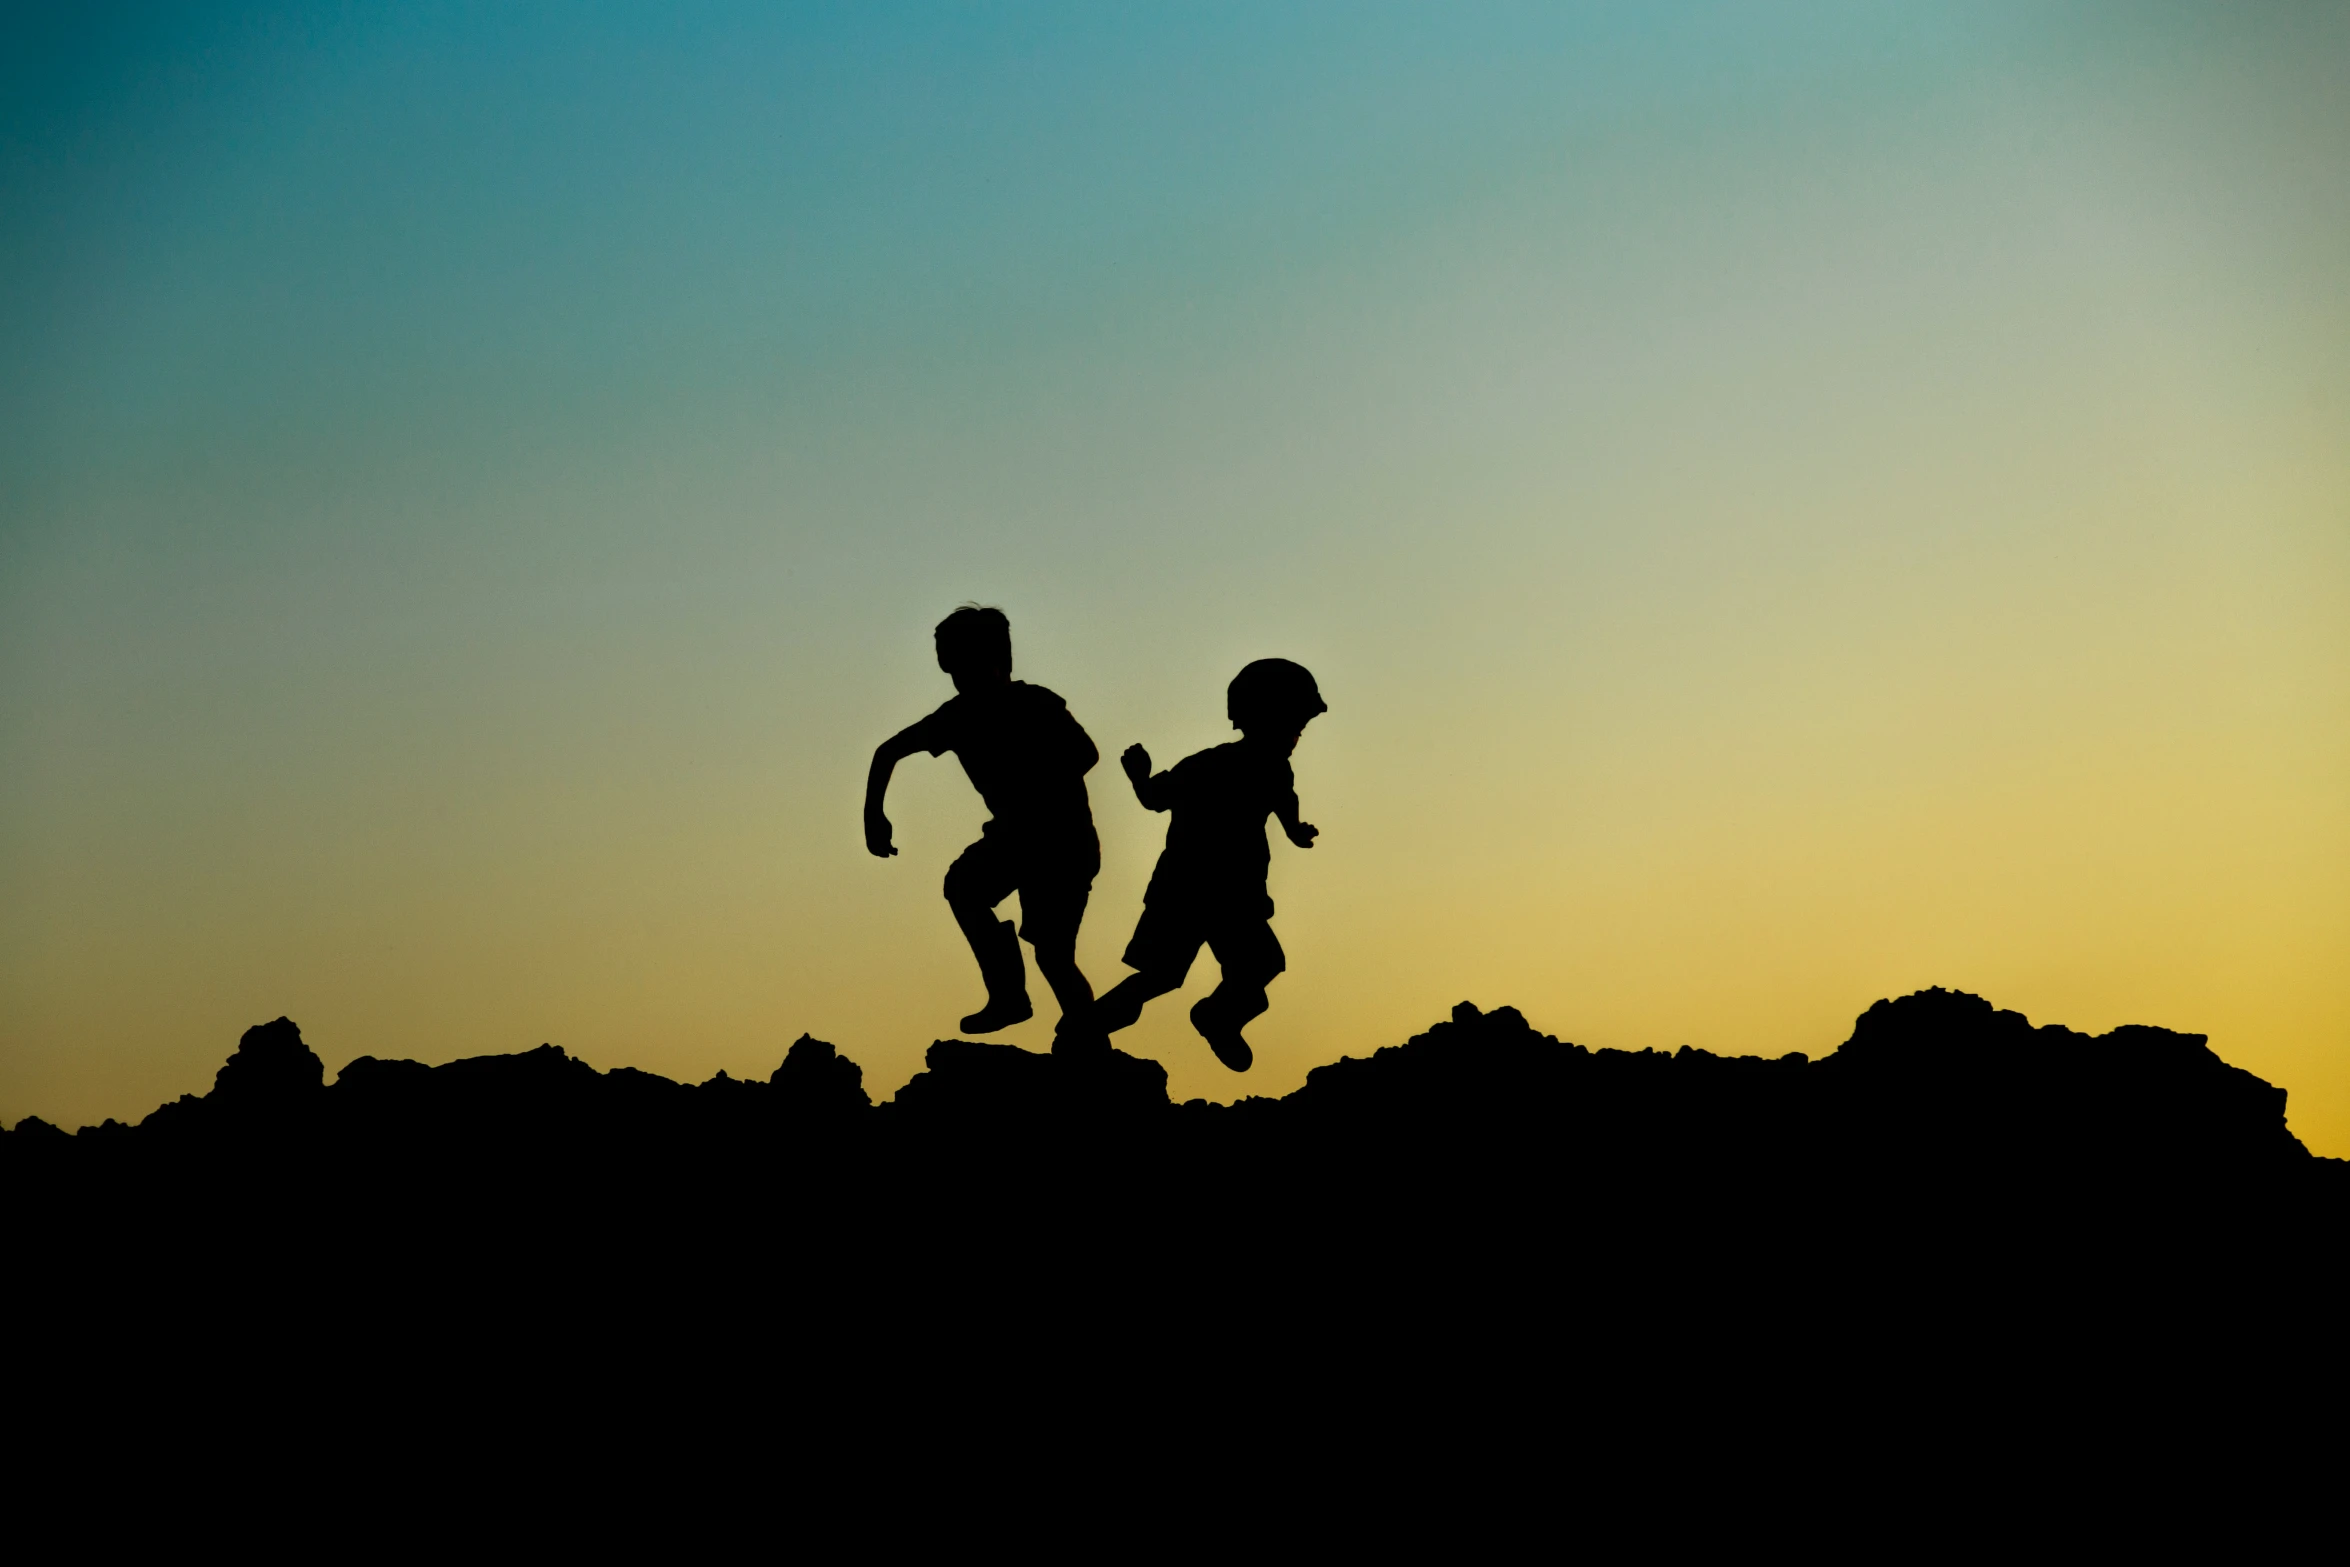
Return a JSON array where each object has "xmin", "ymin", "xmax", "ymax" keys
[
  {"xmin": 7, "ymin": 986, "xmax": 2341, "ymax": 1432},
  {"xmin": 210, "ymin": 1016, "xmax": 326, "ymax": 1107},
  {"xmin": 1254, "ymin": 989, "xmax": 2323, "ymax": 1192},
  {"xmin": 886, "ymin": 1038, "xmax": 1169, "ymax": 1125},
  {"xmin": 7, "ymin": 989, "xmax": 2336, "ymax": 1214},
  {"xmin": 1822, "ymin": 987, "xmax": 2309, "ymax": 1175},
  {"xmin": 771, "ymin": 1033, "xmax": 870, "ymax": 1112},
  {"xmin": 11, "ymin": 987, "xmax": 2338, "ymax": 1459}
]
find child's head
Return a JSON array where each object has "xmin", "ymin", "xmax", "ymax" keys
[
  {"xmin": 1227, "ymin": 658, "xmax": 1326, "ymax": 749},
  {"xmin": 934, "ymin": 605, "xmax": 1012, "ymax": 689}
]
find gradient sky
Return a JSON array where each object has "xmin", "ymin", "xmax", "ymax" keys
[{"xmin": 5, "ymin": 3, "xmax": 2346, "ymax": 1153}]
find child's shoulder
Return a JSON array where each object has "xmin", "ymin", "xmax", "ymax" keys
[
  {"xmin": 1172, "ymin": 739, "xmax": 1245, "ymax": 771},
  {"xmin": 1172, "ymin": 741, "xmax": 1289, "ymax": 792},
  {"xmin": 938, "ymin": 681, "xmax": 1066, "ymax": 728},
  {"xmin": 1006, "ymin": 679, "xmax": 1069, "ymax": 710}
]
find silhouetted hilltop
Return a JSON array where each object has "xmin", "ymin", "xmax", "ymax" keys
[
  {"xmin": 1277, "ymin": 988, "xmax": 2321, "ymax": 1178},
  {"xmin": 14, "ymin": 982, "xmax": 2341, "ymax": 1304},
  {"xmin": 15, "ymin": 985, "xmax": 2343, "ymax": 1452},
  {"xmin": 14, "ymin": 1023, "xmax": 864, "ymax": 1146},
  {"xmin": 9, "ymin": 988, "xmax": 2336, "ymax": 1190}
]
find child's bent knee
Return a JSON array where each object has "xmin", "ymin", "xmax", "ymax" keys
[{"xmin": 1217, "ymin": 960, "xmax": 1279, "ymax": 996}]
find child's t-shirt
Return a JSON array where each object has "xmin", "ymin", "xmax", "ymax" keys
[
  {"xmin": 899, "ymin": 680, "xmax": 1099, "ymax": 850},
  {"xmin": 1142, "ymin": 742, "xmax": 1296, "ymax": 918}
]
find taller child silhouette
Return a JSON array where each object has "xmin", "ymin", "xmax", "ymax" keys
[{"xmin": 865, "ymin": 607, "xmax": 1101, "ymax": 1038}]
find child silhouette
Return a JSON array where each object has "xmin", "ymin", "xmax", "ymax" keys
[
  {"xmin": 1086, "ymin": 659, "xmax": 1326, "ymax": 1071},
  {"xmin": 865, "ymin": 607, "xmax": 1100, "ymax": 1038}
]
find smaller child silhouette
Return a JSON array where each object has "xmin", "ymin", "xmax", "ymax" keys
[{"xmin": 1087, "ymin": 659, "xmax": 1326, "ymax": 1071}]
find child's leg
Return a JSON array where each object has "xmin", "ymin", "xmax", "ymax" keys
[
  {"xmin": 1018, "ymin": 877, "xmax": 1095, "ymax": 1025},
  {"xmin": 1092, "ymin": 968, "xmax": 1184, "ymax": 1034},
  {"xmin": 1032, "ymin": 940, "xmax": 1093, "ymax": 1021},
  {"xmin": 1193, "ymin": 919, "xmax": 1287, "ymax": 1070},
  {"xmin": 1201, "ymin": 918, "xmax": 1285, "ymax": 1026},
  {"xmin": 1192, "ymin": 980, "xmax": 1270, "ymax": 1034},
  {"xmin": 1091, "ymin": 903, "xmax": 1200, "ymax": 1035},
  {"xmin": 945, "ymin": 840, "xmax": 1030, "ymax": 1032}
]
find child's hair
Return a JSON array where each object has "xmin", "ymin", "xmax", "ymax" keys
[
  {"xmin": 934, "ymin": 604, "xmax": 1013, "ymax": 675},
  {"xmin": 1227, "ymin": 658, "xmax": 1327, "ymax": 733}
]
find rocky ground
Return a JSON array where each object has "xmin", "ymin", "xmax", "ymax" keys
[{"xmin": 13, "ymin": 987, "xmax": 2342, "ymax": 1470}]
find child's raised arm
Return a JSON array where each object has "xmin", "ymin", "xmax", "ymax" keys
[
  {"xmin": 863, "ymin": 723, "xmax": 929, "ymax": 857},
  {"xmin": 1121, "ymin": 744, "xmax": 1173, "ymax": 812}
]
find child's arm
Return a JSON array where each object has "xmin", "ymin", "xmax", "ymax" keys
[
  {"xmin": 1122, "ymin": 744, "xmax": 1173, "ymax": 812},
  {"xmin": 1275, "ymin": 788, "xmax": 1318, "ymax": 849},
  {"xmin": 863, "ymin": 725, "xmax": 928, "ymax": 857}
]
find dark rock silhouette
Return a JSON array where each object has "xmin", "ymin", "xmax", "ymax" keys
[
  {"xmin": 10, "ymin": 988, "xmax": 2338, "ymax": 1199},
  {"xmin": 210, "ymin": 1017, "xmax": 326, "ymax": 1106},
  {"xmin": 11, "ymin": 984, "xmax": 2341, "ymax": 1439},
  {"xmin": 888, "ymin": 1036, "xmax": 1169, "ymax": 1125},
  {"xmin": 770, "ymin": 1032, "xmax": 870, "ymax": 1111}
]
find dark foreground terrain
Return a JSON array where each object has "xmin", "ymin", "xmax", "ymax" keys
[
  {"xmin": 12, "ymin": 986, "xmax": 2344, "ymax": 1479},
  {"xmin": 15, "ymin": 983, "xmax": 2341, "ymax": 1300}
]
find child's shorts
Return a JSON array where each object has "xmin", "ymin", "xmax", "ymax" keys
[
  {"xmin": 1121, "ymin": 899, "xmax": 1286, "ymax": 988},
  {"xmin": 944, "ymin": 830, "xmax": 1095, "ymax": 948}
]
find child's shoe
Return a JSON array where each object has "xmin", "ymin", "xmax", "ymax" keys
[
  {"xmin": 960, "ymin": 995, "xmax": 1033, "ymax": 1034},
  {"xmin": 1188, "ymin": 997, "xmax": 1253, "ymax": 1072},
  {"xmin": 960, "ymin": 916, "xmax": 1033, "ymax": 1033}
]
